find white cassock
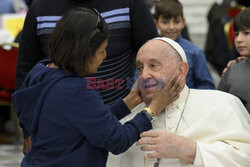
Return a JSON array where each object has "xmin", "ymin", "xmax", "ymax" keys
[{"xmin": 107, "ymin": 85, "xmax": 250, "ymax": 167}]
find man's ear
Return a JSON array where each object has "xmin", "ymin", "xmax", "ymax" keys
[{"xmin": 178, "ymin": 62, "xmax": 189, "ymax": 80}]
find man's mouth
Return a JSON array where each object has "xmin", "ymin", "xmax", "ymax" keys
[
  {"xmin": 144, "ymin": 83, "xmax": 158, "ymax": 89},
  {"xmin": 138, "ymin": 79, "xmax": 164, "ymax": 90}
]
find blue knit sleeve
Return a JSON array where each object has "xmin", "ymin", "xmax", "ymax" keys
[
  {"xmin": 109, "ymin": 99, "xmax": 131, "ymax": 120},
  {"xmin": 66, "ymin": 83, "xmax": 152, "ymax": 154}
]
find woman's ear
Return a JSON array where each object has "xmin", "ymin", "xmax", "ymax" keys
[
  {"xmin": 155, "ymin": 19, "xmax": 159, "ymax": 29},
  {"xmin": 178, "ymin": 62, "xmax": 189, "ymax": 80}
]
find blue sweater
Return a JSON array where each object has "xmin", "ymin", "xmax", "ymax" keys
[
  {"xmin": 176, "ymin": 36, "xmax": 215, "ymax": 89},
  {"xmin": 12, "ymin": 59, "xmax": 152, "ymax": 167}
]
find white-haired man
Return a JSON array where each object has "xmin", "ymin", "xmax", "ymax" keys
[{"xmin": 107, "ymin": 37, "xmax": 250, "ymax": 167}]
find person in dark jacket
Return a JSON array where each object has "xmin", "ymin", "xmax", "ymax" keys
[
  {"xmin": 12, "ymin": 7, "xmax": 180, "ymax": 167},
  {"xmin": 15, "ymin": 0, "xmax": 158, "ymax": 154}
]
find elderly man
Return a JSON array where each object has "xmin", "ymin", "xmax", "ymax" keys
[{"xmin": 107, "ymin": 37, "xmax": 250, "ymax": 167}]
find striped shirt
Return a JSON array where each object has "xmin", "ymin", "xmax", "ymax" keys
[{"xmin": 16, "ymin": 0, "xmax": 157, "ymax": 105}]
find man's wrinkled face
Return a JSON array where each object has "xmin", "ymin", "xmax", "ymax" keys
[{"xmin": 136, "ymin": 40, "xmax": 179, "ymax": 105}]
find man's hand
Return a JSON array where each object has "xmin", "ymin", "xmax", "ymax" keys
[
  {"xmin": 136, "ymin": 131, "xmax": 196, "ymax": 164},
  {"xmin": 23, "ymin": 136, "xmax": 31, "ymax": 155},
  {"xmin": 148, "ymin": 75, "xmax": 181, "ymax": 116},
  {"xmin": 222, "ymin": 56, "xmax": 245, "ymax": 76}
]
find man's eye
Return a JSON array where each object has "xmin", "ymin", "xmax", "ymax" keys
[
  {"xmin": 234, "ymin": 32, "xmax": 239, "ymax": 37},
  {"xmin": 151, "ymin": 64, "xmax": 160, "ymax": 70},
  {"xmin": 137, "ymin": 66, "xmax": 143, "ymax": 72}
]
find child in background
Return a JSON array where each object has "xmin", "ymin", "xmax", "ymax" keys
[
  {"xmin": 218, "ymin": 7, "xmax": 250, "ymax": 113},
  {"xmin": 154, "ymin": 0, "xmax": 215, "ymax": 89}
]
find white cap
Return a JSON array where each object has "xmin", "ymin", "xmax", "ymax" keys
[{"xmin": 153, "ymin": 37, "xmax": 187, "ymax": 63}]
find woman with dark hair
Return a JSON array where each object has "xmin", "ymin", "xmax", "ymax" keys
[
  {"xmin": 12, "ymin": 7, "xmax": 180, "ymax": 167},
  {"xmin": 16, "ymin": 0, "xmax": 158, "ymax": 154},
  {"xmin": 48, "ymin": 8, "xmax": 109, "ymax": 77}
]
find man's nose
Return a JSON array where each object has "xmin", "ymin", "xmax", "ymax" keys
[{"xmin": 140, "ymin": 68, "xmax": 152, "ymax": 80}]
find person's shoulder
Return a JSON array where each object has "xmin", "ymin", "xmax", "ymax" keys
[
  {"xmin": 191, "ymin": 88, "xmax": 231, "ymax": 95},
  {"xmin": 236, "ymin": 58, "xmax": 250, "ymax": 66},
  {"xmin": 29, "ymin": 0, "xmax": 65, "ymax": 14},
  {"xmin": 190, "ymin": 88, "xmax": 243, "ymax": 105},
  {"xmin": 227, "ymin": 59, "xmax": 249, "ymax": 72},
  {"xmin": 51, "ymin": 75, "xmax": 98, "ymax": 100},
  {"xmin": 26, "ymin": 59, "xmax": 50, "ymax": 78},
  {"xmin": 59, "ymin": 75, "xmax": 87, "ymax": 89},
  {"xmin": 184, "ymin": 89, "xmax": 242, "ymax": 123},
  {"xmin": 27, "ymin": 0, "xmax": 51, "ymax": 16},
  {"xmin": 187, "ymin": 89, "xmax": 250, "ymax": 131},
  {"xmin": 29, "ymin": 0, "xmax": 49, "ymax": 8},
  {"xmin": 178, "ymin": 37, "xmax": 201, "ymax": 53}
]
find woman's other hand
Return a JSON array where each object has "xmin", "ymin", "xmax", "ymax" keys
[{"xmin": 123, "ymin": 80, "xmax": 143, "ymax": 110}]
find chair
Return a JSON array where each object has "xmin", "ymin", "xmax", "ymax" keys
[{"xmin": 0, "ymin": 42, "xmax": 19, "ymax": 141}]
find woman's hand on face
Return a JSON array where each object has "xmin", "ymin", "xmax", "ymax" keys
[
  {"xmin": 123, "ymin": 80, "xmax": 143, "ymax": 110},
  {"xmin": 148, "ymin": 75, "xmax": 181, "ymax": 116}
]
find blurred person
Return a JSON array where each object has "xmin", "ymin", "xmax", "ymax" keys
[
  {"xmin": 0, "ymin": 0, "xmax": 16, "ymax": 142},
  {"xmin": 12, "ymin": 8, "xmax": 180, "ymax": 167},
  {"xmin": 205, "ymin": 0, "xmax": 250, "ymax": 75},
  {"xmin": 154, "ymin": 0, "xmax": 215, "ymax": 89},
  {"xmin": 0, "ymin": 0, "xmax": 15, "ymax": 13},
  {"xmin": 14, "ymin": 0, "xmax": 33, "ymax": 43},
  {"xmin": 107, "ymin": 37, "xmax": 250, "ymax": 167},
  {"xmin": 218, "ymin": 7, "xmax": 250, "ymax": 113},
  {"xmin": 15, "ymin": 0, "xmax": 157, "ymax": 154}
]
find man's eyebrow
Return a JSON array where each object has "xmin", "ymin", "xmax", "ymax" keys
[
  {"xmin": 136, "ymin": 58, "xmax": 161, "ymax": 64},
  {"xmin": 149, "ymin": 58, "xmax": 161, "ymax": 63}
]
